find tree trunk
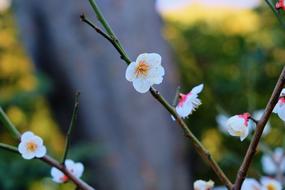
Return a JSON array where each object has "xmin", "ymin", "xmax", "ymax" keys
[{"xmin": 13, "ymin": 0, "xmax": 190, "ymax": 189}]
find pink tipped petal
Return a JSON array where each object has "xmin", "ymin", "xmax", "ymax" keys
[
  {"xmin": 51, "ymin": 167, "xmax": 65, "ymax": 183},
  {"xmin": 191, "ymin": 84, "xmax": 204, "ymax": 94}
]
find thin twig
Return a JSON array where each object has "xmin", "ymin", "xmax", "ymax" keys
[
  {"xmin": 249, "ymin": 116, "xmax": 258, "ymax": 124},
  {"xmin": 0, "ymin": 143, "xmax": 94, "ymax": 190},
  {"xmin": 233, "ymin": 66, "xmax": 285, "ymax": 190},
  {"xmin": 0, "ymin": 107, "xmax": 21, "ymax": 140},
  {"xmin": 172, "ymin": 86, "xmax": 181, "ymax": 107},
  {"xmin": 62, "ymin": 92, "xmax": 80, "ymax": 163},
  {"xmin": 85, "ymin": 0, "xmax": 233, "ymax": 188},
  {"xmin": 80, "ymin": 14, "xmax": 131, "ymax": 64}
]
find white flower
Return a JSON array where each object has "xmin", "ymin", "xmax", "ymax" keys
[
  {"xmin": 0, "ymin": 0, "xmax": 11, "ymax": 13},
  {"xmin": 260, "ymin": 177, "xmax": 282, "ymax": 190},
  {"xmin": 261, "ymin": 148, "xmax": 285, "ymax": 175},
  {"xmin": 252, "ymin": 110, "xmax": 271, "ymax": 136},
  {"xmin": 226, "ymin": 113, "xmax": 253, "ymax": 141},
  {"xmin": 125, "ymin": 53, "xmax": 165, "ymax": 93},
  {"xmin": 51, "ymin": 159, "xmax": 84, "ymax": 183},
  {"xmin": 18, "ymin": 131, "xmax": 47, "ymax": 160},
  {"xmin": 194, "ymin": 179, "xmax": 214, "ymax": 190},
  {"xmin": 273, "ymin": 88, "xmax": 285, "ymax": 122},
  {"xmin": 241, "ymin": 178, "xmax": 261, "ymax": 190},
  {"xmin": 216, "ymin": 114, "xmax": 229, "ymax": 134},
  {"xmin": 175, "ymin": 84, "xmax": 204, "ymax": 118}
]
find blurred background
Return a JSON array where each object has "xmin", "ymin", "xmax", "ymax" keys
[{"xmin": 0, "ymin": 0, "xmax": 285, "ymax": 189}]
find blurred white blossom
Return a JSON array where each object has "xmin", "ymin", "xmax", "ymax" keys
[
  {"xmin": 51, "ymin": 159, "xmax": 84, "ymax": 183},
  {"xmin": 273, "ymin": 89, "xmax": 285, "ymax": 122},
  {"xmin": 261, "ymin": 148, "xmax": 285, "ymax": 175},
  {"xmin": 18, "ymin": 131, "xmax": 47, "ymax": 160},
  {"xmin": 0, "ymin": 0, "xmax": 11, "ymax": 13},
  {"xmin": 260, "ymin": 177, "xmax": 282, "ymax": 190},
  {"xmin": 194, "ymin": 179, "xmax": 214, "ymax": 190}
]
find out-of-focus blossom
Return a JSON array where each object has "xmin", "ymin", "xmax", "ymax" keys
[
  {"xmin": 241, "ymin": 178, "xmax": 261, "ymax": 190},
  {"xmin": 194, "ymin": 179, "xmax": 214, "ymax": 190},
  {"xmin": 175, "ymin": 84, "xmax": 204, "ymax": 118},
  {"xmin": 226, "ymin": 113, "xmax": 253, "ymax": 141},
  {"xmin": 260, "ymin": 177, "xmax": 282, "ymax": 190},
  {"xmin": 125, "ymin": 53, "xmax": 165, "ymax": 93},
  {"xmin": 18, "ymin": 131, "xmax": 47, "ymax": 160},
  {"xmin": 51, "ymin": 159, "xmax": 84, "ymax": 183},
  {"xmin": 276, "ymin": 0, "xmax": 285, "ymax": 10},
  {"xmin": 261, "ymin": 148, "xmax": 285, "ymax": 175},
  {"xmin": 0, "ymin": 0, "xmax": 11, "ymax": 13},
  {"xmin": 216, "ymin": 114, "xmax": 229, "ymax": 134},
  {"xmin": 273, "ymin": 89, "xmax": 285, "ymax": 122},
  {"xmin": 252, "ymin": 110, "xmax": 271, "ymax": 136}
]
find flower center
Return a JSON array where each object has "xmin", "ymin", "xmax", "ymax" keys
[
  {"xmin": 26, "ymin": 141, "xmax": 38, "ymax": 152},
  {"xmin": 266, "ymin": 184, "xmax": 276, "ymax": 190},
  {"xmin": 135, "ymin": 61, "xmax": 149, "ymax": 77}
]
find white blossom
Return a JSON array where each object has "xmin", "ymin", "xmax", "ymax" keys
[
  {"xmin": 260, "ymin": 177, "xmax": 282, "ymax": 190},
  {"xmin": 0, "ymin": 0, "xmax": 11, "ymax": 13},
  {"xmin": 194, "ymin": 179, "xmax": 214, "ymax": 190},
  {"xmin": 176, "ymin": 84, "xmax": 204, "ymax": 118},
  {"xmin": 273, "ymin": 88, "xmax": 285, "ymax": 122},
  {"xmin": 226, "ymin": 113, "xmax": 253, "ymax": 141},
  {"xmin": 18, "ymin": 131, "xmax": 47, "ymax": 160},
  {"xmin": 241, "ymin": 178, "xmax": 261, "ymax": 190},
  {"xmin": 51, "ymin": 159, "xmax": 84, "ymax": 183},
  {"xmin": 125, "ymin": 53, "xmax": 165, "ymax": 93},
  {"xmin": 261, "ymin": 148, "xmax": 285, "ymax": 175}
]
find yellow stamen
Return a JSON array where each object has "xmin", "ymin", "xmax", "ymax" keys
[
  {"xmin": 26, "ymin": 141, "xmax": 38, "ymax": 152},
  {"xmin": 267, "ymin": 184, "xmax": 276, "ymax": 190},
  {"xmin": 135, "ymin": 61, "xmax": 149, "ymax": 77}
]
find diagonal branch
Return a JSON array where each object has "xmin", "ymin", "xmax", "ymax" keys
[
  {"xmin": 84, "ymin": 0, "xmax": 233, "ymax": 188},
  {"xmin": 0, "ymin": 143, "xmax": 95, "ymax": 190},
  {"xmin": 233, "ymin": 66, "xmax": 285, "ymax": 190}
]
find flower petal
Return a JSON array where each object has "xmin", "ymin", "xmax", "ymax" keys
[
  {"xmin": 133, "ymin": 78, "xmax": 151, "ymax": 93},
  {"xmin": 145, "ymin": 53, "xmax": 161, "ymax": 67},
  {"xmin": 125, "ymin": 62, "xmax": 137, "ymax": 82},
  {"xmin": 21, "ymin": 131, "xmax": 35, "ymax": 142},
  {"xmin": 35, "ymin": 145, "xmax": 47, "ymax": 158},
  {"xmin": 191, "ymin": 84, "xmax": 204, "ymax": 94}
]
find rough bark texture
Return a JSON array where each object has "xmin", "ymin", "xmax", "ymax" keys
[{"xmin": 13, "ymin": 0, "xmax": 190, "ymax": 189}]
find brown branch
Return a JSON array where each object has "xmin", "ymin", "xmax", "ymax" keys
[
  {"xmin": 83, "ymin": 1, "xmax": 233, "ymax": 188},
  {"xmin": 233, "ymin": 66, "xmax": 285, "ymax": 190},
  {"xmin": 0, "ymin": 143, "xmax": 94, "ymax": 190}
]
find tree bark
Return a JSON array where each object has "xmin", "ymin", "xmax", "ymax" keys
[{"xmin": 13, "ymin": 0, "xmax": 190, "ymax": 189}]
